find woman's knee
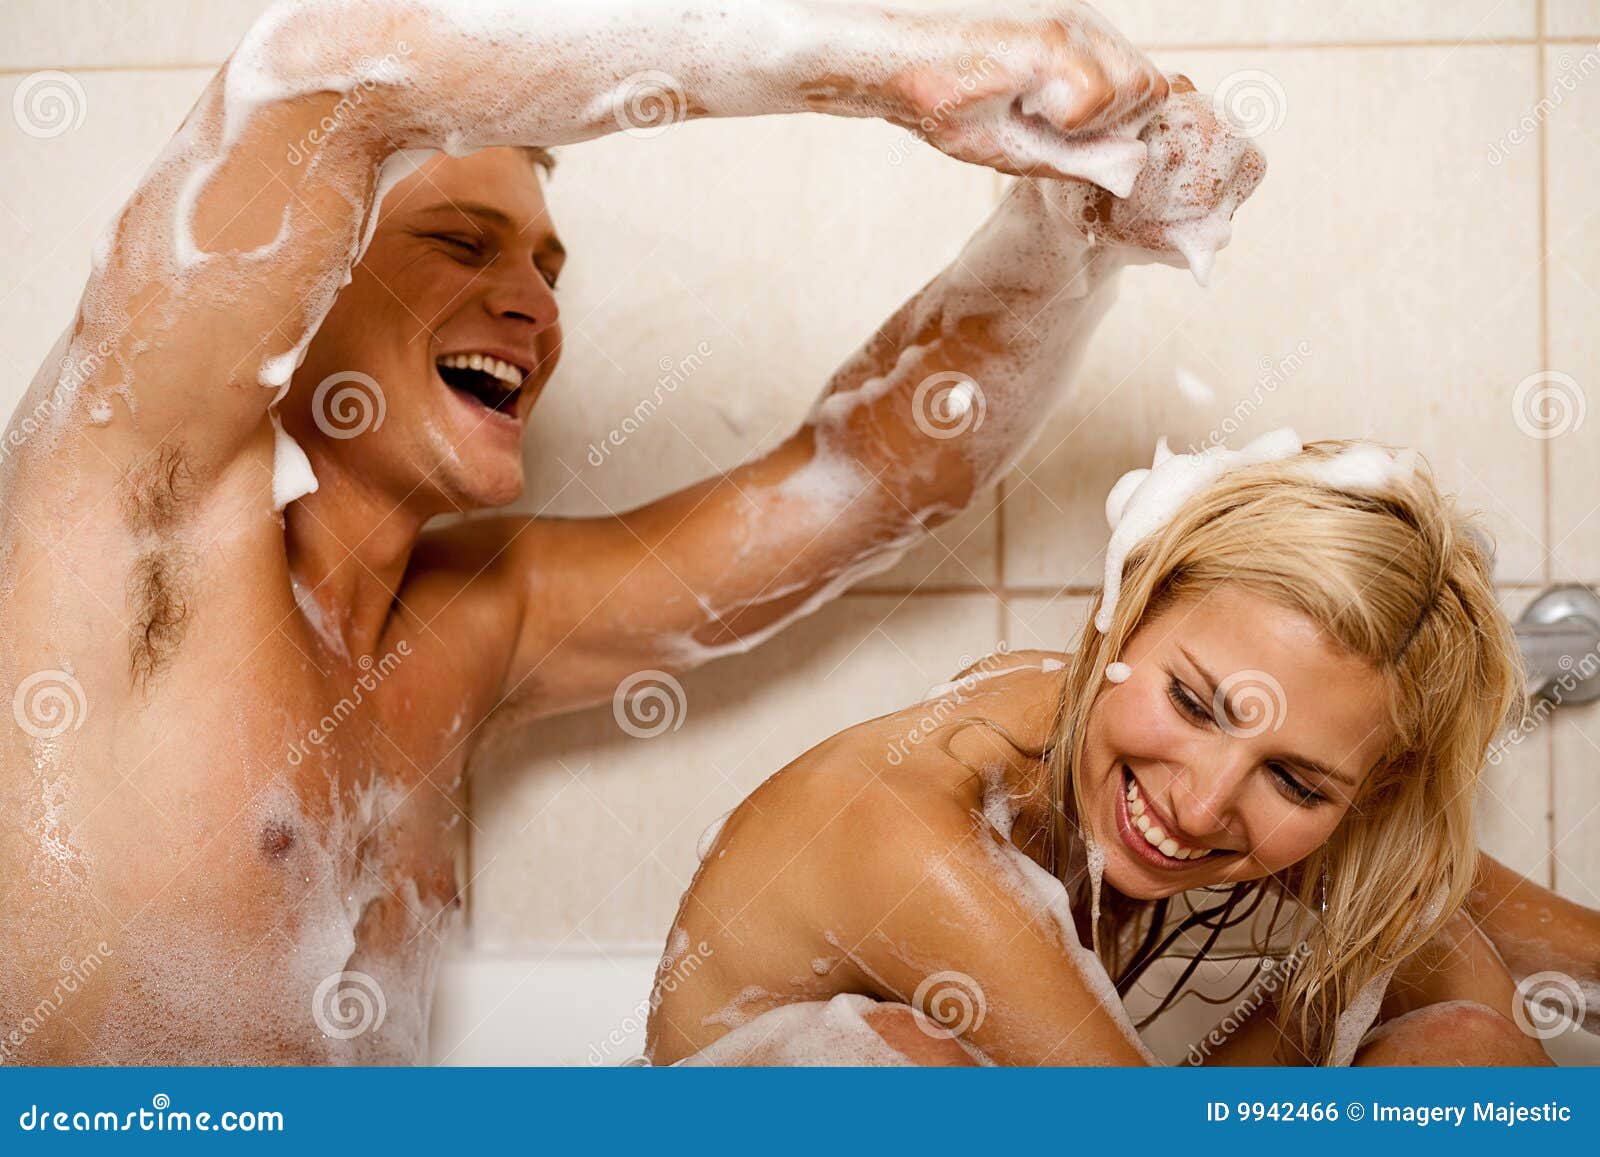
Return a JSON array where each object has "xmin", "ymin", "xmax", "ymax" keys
[{"xmin": 1355, "ymin": 999, "xmax": 1552, "ymax": 1067}]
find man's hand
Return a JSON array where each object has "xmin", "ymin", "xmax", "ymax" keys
[
  {"xmin": 1051, "ymin": 75, "xmax": 1267, "ymax": 283},
  {"xmin": 876, "ymin": 2, "xmax": 1168, "ymax": 193}
]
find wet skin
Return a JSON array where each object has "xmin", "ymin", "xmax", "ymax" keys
[{"xmin": 648, "ymin": 595, "xmax": 1597, "ymax": 1065}]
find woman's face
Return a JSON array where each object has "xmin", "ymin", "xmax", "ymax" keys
[{"xmin": 1080, "ymin": 585, "xmax": 1394, "ymax": 900}]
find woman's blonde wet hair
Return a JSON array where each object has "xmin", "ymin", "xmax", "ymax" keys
[{"xmin": 1037, "ymin": 438, "xmax": 1525, "ymax": 1065}]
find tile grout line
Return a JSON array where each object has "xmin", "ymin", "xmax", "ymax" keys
[{"xmin": 1535, "ymin": 0, "xmax": 1558, "ymax": 893}]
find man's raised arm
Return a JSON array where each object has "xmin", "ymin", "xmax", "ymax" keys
[
  {"xmin": 497, "ymin": 81, "xmax": 1264, "ymax": 716},
  {"xmin": 16, "ymin": 0, "xmax": 1165, "ymax": 495}
]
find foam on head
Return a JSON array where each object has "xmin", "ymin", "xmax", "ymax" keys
[{"xmin": 1096, "ymin": 432, "xmax": 1423, "ymax": 633}]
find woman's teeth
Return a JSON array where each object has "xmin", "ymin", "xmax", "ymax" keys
[
  {"xmin": 438, "ymin": 352, "xmax": 523, "ymax": 386},
  {"xmin": 1125, "ymin": 774, "xmax": 1210, "ymax": 860}
]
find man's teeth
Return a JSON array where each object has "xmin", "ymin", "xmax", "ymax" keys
[
  {"xmin": 1125, "ymin": 773, "xmax": 1209, "ymax": 860},
  {"xmin": 438, "ymin": 352, "xmax": 523, "ymax": 386}
]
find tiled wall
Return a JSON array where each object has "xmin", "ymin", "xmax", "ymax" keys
[{"xmin": 4, "ymin": 4, "xmax": 1597, "ymax": 977}]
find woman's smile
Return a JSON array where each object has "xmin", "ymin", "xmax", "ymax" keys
[{"xmin": 1113, "ymin": 763, "xmax": 1232, "ymax": 871}]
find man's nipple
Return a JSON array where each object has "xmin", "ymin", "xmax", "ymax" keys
[{"xmin": 259, "ymin": 819, "xmax": 297, "ymax": 860}]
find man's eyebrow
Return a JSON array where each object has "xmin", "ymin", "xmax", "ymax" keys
[
  {"xmin": 413, "ymin": 200, "xmax": 514, "ymax": 229},
  {"xmin": 1178, "ymin": 644, "xmax": 1359, "ymax": 789}
]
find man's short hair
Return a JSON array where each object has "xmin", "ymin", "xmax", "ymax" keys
[{"xmin": 522, "ymin": 146, "xmax": 556, "ymax": 176}]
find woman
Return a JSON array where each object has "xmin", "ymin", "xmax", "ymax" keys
[{"xmin": 644, "ymin": 435, "xmax": 1600, "ymax": 1066}]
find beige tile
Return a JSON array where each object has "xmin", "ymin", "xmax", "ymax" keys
[
  {"xmin": 1110, "ymin": 2, "xmax": 1535, "ymax": 46},
  {"xmin": 1003, "ymin": 46, "xmax": 1546, "ymax": 589},
  {"xmin": 1551, "ymin": 699, "xmax": 1600, "ymax": 906},
  {"xmin": 1544, "ymin": 2, "xmax": 1600, "ymax": 38},
  {"xmin": 0, "ymin": 69, "xmax": 211, "ymax": 415},
  {"xmin": 0, "ymin": 1, "xmax": 266, "ymax": 70},
  {"xmin": 468, "ymin": 592, "xmax": 1005, "ymax": 948},
  {"xmin": 520, "ymin": 113, "xmax": 999, "ymax": 597},
  {"xmin": 1544, "ymin": 45, "xmax": 1600, "ymax": 584},
  {"xmin": 1005, "ymin": 593, "xmax": 1093, "ymax": 652}
]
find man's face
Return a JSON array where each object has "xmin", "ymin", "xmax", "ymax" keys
[{"xmin": 288, "ymin": 148, "xmax": 565, "ymax": 511}]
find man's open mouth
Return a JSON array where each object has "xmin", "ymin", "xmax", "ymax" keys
[{"xmin": 436, "ymin": 352, "xmax": 526, "ymax": 417}]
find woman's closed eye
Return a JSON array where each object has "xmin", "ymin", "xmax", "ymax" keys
[{"xmin": 1165, "ymin": 674, "xmax": 1326, "ymax": 807}]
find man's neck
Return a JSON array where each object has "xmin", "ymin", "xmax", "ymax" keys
[{"xmin": 282, "ymin": 456, "xmax": 435, "ymax": 661}]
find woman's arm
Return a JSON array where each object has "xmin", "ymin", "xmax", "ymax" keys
[{"xmin": 1465, "ymin": 853, "xmax": 1599, "ymax": 1033}]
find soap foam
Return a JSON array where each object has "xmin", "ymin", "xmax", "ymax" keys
[
  {"xmin": 1096, "ymin": 428, "xmax": 1304, "ymax": 632},
  {"xmin": 1095, "ymin": 432, "xmax": 1424, "ymax": 633}
]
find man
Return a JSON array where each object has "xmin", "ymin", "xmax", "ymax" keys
[{"xmin": 0, "ymin": 0, "xmax": 1261, "ymax": 1062}]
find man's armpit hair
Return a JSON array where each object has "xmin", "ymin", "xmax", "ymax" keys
[
  {"xmin": 119, "ymin": 443, "xmax": 193, "ymax": 533},
  {"xmin": 127, "ymin": 548, "xmax": 192, "ymax": 686}
]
